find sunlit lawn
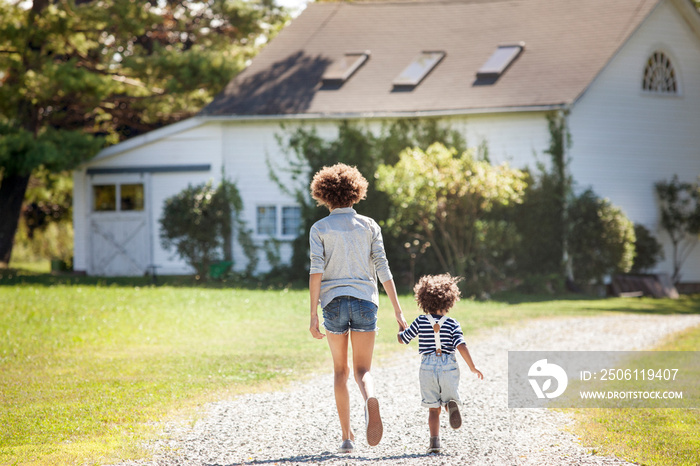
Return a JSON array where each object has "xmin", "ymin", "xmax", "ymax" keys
[
  {"xmin": 1, "ymin": 266, "xmax": 698, "ymax": 465},
  {"xmin": 572, "ymin": 324, "xmax": 700, "ymax": 466}
]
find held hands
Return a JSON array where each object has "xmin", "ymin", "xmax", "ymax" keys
[
  {"xmin": 309, "ymin": 314, "xmax": 326, "ymax": 340},
  {"xmin": 396, "ymin": 312, "xmax": 408, "ymax": 332}
]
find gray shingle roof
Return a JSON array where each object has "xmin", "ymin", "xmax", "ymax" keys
[{"xmin": 201, "ymin": 0, "xmax": 660, "ymax": 117}]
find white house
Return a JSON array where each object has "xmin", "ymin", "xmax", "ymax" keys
[{"xmin": 73, "ymin": 0, "xmax": 700, "ymax": 283}]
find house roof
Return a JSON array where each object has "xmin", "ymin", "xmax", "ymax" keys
[{"xmin": 201, "ymin": 0, "xmax": 663, "ymax": 117}]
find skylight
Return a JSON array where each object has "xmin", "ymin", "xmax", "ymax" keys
[
  {"xmin": 322, "ymin": 52, "xmax": 370, "ymax": 84},
  {"xmin": 393, "ymin": 51, "xmax": 445, "ymax": 88},
  {"xmin": 476, "ymin": 43, "xmax": 524, "ymax": 79}
]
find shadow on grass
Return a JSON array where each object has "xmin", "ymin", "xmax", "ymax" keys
[
  {"xmin": 0, "ymin": 267, "xmax": 307, "ymax": 290},
  {"xmin": 2, "ymin": 267, "xmax": 699, "ymax": 315}
]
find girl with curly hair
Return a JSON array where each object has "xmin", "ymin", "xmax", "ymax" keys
[{"xmin": 308, "ymin": 163, "xmax": 407, "ymax": 454}]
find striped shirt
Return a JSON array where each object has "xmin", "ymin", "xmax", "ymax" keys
[{"xmin": 399, "ymin": 314, "xmax": 466, "ymax": 355}]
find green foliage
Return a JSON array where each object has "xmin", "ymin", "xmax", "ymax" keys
[
  {"xmin": 0, "ymin": 0, "xmax": 288, "ymax": 264},
  {"xmin": 568, "ymin": 190, "xmax": 636, "ymax": 284},
  {"xmin": 513, "ymin": 169, "xmax": 566, "ymax": 277},
  {"xmin": 631, "ymin": 224, "xmax": 664, "ymax": 273},
  {"xmin": 270, "ymin": 118, "xmax": 466, "ymax": 279},
  {"xmin": 0, "ymin": 124, "xmax": 102, "ymax": 177},
  {"xmin": 0, "ymin": 0, "xmax": 287, "ymax": 141},
  {"xmin": 159, "ymin": 180, "xmax": 255, "ymax": 279},
  {"xmin": 511, "ymin": 111, "xmax": 573, "ymax": 282},
  {"xmin": 655, "ymin": 176, "xmax": 700, "ymax": 283},
  {"xmin": 376, "ymin": 143, "xmax": 527, "ymax": 294}
]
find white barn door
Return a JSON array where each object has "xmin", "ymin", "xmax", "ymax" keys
[{"xmin": 88, "ymin": 175, "xmax": 151, "ymax": 276}]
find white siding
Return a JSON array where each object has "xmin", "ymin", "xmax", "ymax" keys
[
  {"xmin": 221, "ymin": 120, "xmax": 335, "ymax": 273},
  {"xmin": 88, "ymin": 123, "xmax": 223, "ymax": 172},
  {"xmin": 568, "ymin": 0, "xmax": 700, "ymax": 281},
  {"xmin": 448, "ymin": 112, "xmax": 551, "ymax": 169}
]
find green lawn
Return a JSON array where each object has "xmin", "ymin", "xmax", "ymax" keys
[
  {"xmin": 1, "ymin": 267, "xmax": 698, "ymax": 465},
  {"xmin": 572, "ymin": 324, "xmax": 700, "ymax": 466}
]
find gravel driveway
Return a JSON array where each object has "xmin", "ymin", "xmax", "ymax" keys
[{"xmin": 113, "ymin": 313, "xmax": 700, "ymax": 466}]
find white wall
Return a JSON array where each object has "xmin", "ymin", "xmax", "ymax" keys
[
  {"xmin": 569, "ymin": 0, "xmax": 700, "ymax": 281},
  {"xmin": 220, "ymin": 120, "xmax": 339, "ymax": 273}
]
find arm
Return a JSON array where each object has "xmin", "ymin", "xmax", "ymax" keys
[
  {"xmin": 456, "ymin": 343, "xmax": 483, "ymax": 380},
  {"xmin": 309, "ymin": 273, "xmax": 325, "ymax": 339},
  {"xmin": 397, "ymin": 317, "xmax": 419, "ymax": 345},
  {"xmin": 382, "ymin": 278, "xmax": 407, "ymax": 331}
]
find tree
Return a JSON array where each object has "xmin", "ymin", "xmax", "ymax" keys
[
  {"xmin": 376, "ymin": 143, "xmax": 527, "ymax": 293},
  {"xmin": 655, "ymin": 176, "xmax": 700, "ymax": 284},
  {"xmin": 0, "ymin": 0, "xmax": 287, "ymax": 266}
]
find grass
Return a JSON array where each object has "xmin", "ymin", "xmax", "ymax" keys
[
  {"xmin": 571, "ymin": 325, "xmax": 700, "ymax": 466},
  {"xmin": 1, "ymin": 265, "xmax": 699, "ymax": 465}
]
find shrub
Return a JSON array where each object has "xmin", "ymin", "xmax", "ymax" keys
[
  {"xmin": 159, "ymin": 180, "xmax": 255, "ymax": 279},
  {"xmin": 568, "ymin": 189, "xmax": 636, "ymax": 284},
  {"xmin": 631, "ymin": 224, "xmax": 664, "ymax": 273},
  {"xmin": 376, "ymin": 143, "xmax": 527, "ymax": 295}
]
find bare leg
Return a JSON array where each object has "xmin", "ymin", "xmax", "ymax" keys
[
  {"xmin": 349, "ymin": 330, "xmax": 376, "ymax": 400},
  {"xmin": 350, "ymin": 330, "xmax": 382, "ymax": 446},
  {"xmin": 327, "ymin": 332, "xmax": 353, "ymax": 441},
  {"xmin": 429, "ymin": 407, "xmax": 441, "ymax": 437}
]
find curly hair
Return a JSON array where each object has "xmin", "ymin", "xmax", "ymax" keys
[
  {"xmin": 413, "ymin": 274, "xmax": 462, "ymax": 314},
  {"xmin": 310, "ymin": 163, "xmax": 368, "ymax": 209}
]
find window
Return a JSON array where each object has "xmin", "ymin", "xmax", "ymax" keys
[
  {"xmin": 476, "ymin": 43, "xmax": 524, "ymax": 79},
  {"xmin": 256, "ymin": 205, "xmax": 277, "ymax": 235},
  {"xmin": 92, "ymin": 183, "xmax": 144, "ymax": 212},
  {"xmin": 93, "ymin": 185, "xmax": 116, "ymax": 211},
  {"xmin": 121, "ymin": 184, "xmax": 144, "ymax": 211},
  {"xmin": 393, "ymin": 51, "xmax": 445, "ymax": 88},
  {"xmin": 322, "ymin": 52, "xmax": 370, "ymax": 84},
  {"xmin": 256, "ymin": 205, "xmax": 302, "ymax": 237},
  {"xmin": 282, "ymin": 206, "xmax": 302, "ymax": 236},
  {"xmin": 642, "ymin": 51, "xmax": 677, "ymax": 94}
]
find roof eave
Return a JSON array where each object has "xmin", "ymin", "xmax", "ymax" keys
[{"xmin": 204, "ymin": 104, "xmax": 568, "ymax": 123}]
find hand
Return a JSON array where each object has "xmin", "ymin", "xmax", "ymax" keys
[
  {"xmin": 309, "ymin": 314, "xmax": 326, "ymax": 340},
  {"xmin": 471, "ymin": 367, "xmax": 484, "ymax": 380},
  {"xmin": 395, "ymin": 312, "xmax": 408, "ymax": 331}
]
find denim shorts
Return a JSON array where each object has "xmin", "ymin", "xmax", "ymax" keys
[
  {"xmin": 322, "ymin": 296, "xmax": 378, "ymax": 335},
  {"xmin": 419, "ymin": 352, "xmax": 462, "ymax": 408}
]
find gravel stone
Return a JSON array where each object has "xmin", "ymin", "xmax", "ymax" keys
[{"xmin": 110, "ymin": 313, "xmax": 700, "ymax": 466}]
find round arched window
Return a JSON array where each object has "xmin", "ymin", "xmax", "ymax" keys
[{"xmin": 642, "ymin": 51, "xmax": 677, "ymax": 94}]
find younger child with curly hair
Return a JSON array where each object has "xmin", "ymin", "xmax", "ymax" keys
[{"xmin": 398, "ymin": 273, "xmax": 483, "ymax": 454}]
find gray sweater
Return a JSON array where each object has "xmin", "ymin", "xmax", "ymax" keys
[{"xmin": 309, "ymin": 207, "xmax": 393, "ymax": 308}]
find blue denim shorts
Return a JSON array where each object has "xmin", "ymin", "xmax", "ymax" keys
[
  {"xmin": 322, "ymin": 296, "xmax": 378, "ymax": 335},
  {"xmin": 419, "ymin": 353, "xmax": 462, "ymax": 408}
]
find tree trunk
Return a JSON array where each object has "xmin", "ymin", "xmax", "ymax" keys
[{"xmin": 0, "ymin": 174, "xmax": 31, "ymax": 266}]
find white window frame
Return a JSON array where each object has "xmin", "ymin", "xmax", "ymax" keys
[
  {"xmin": 641, "ymin": 49, "xmax": 680, "ymax": 96},
  {"xmin": 91, "ymin": 181, "xmax": 145, "ymax": 213},
  {"xmin": 255, "ymin": 204, "xmax": 302, "ymax": 239}
]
